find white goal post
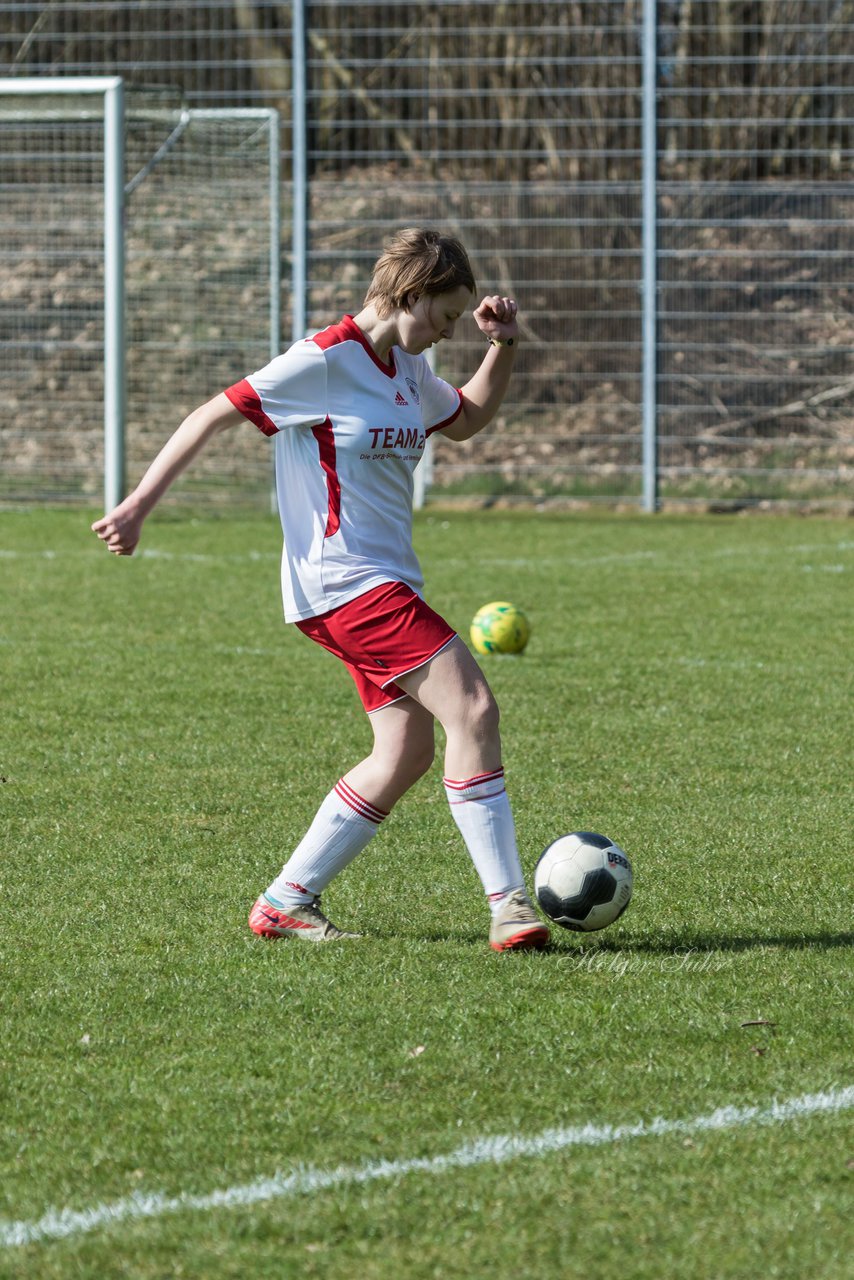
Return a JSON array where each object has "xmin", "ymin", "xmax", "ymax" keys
[{"xmin": 0, "ymin": 78, "xmax": 280, "ymax": 511}]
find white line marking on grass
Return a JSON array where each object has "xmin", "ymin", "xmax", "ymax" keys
[
  {"xmin": 440, "ymin": 551, "xmax": 662, "ymax": 570},
  {"xmin": 0, "ymin": 549, "xmax": 279, "ymax": 563},
  {"xmin": 2, "ymin": 1085, "xmax": 852, "ymax": 1249},
  {"xmin": 1, "ymin": 540, "xmax": 850, "ymax": 568},
  {"xmin": 0, "ymin": 549, "xmax": 58, "ymax": 558},
  {"xmin": 138, "ymin": 548, "xmax": 278, "ymax": 564}
]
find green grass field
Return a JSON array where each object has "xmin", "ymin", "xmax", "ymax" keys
[{"xmin": 2, "ymin": 507, "xmax": 852, "ymax": 1279}]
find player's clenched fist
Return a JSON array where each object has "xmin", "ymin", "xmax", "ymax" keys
[
  {"xmin": 473, "ymin": 295, "xmax": 519, "ymax": 345},
  {"xmin": 91, "ymin": 501, "xmax": 143, "ymax": 556}
]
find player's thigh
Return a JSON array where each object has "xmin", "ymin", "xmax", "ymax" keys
[{"xmin": 395, "ymin": 636, "xmax": 498, "ymax": 732}]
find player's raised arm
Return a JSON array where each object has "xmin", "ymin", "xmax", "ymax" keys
[
  {"xmin": 441, "ymin": 295, "xmax": 519, "ymax": 442},
  {"xmin": 91, "ymin": 392, "xmax": 246, "ymax": 556}
]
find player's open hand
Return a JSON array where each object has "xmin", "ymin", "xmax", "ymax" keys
[
  {"xmin": 473, "ymin": 295, "xmax": 519, "ymax": 345},
  {"xmin": 91, "ymin": 501, "xmax": 144, "ymax": 556}
]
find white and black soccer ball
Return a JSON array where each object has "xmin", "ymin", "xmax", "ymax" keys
[{"xmin": 534, "ymin": 832, "xmax": 633, "ymax": 932}]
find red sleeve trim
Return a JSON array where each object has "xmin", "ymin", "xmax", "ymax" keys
[
  {"xmin": 224, "ymin": 379, "xmax": 279, "ymax": 437},
  {"xmin": 425, "ymin": 388, "xmax": 464, "ymax": 437}
]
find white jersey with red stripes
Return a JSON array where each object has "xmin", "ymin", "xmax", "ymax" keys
[{"xmin": 225, "ymin": 315, "xmax": 463, "ymax": 622}]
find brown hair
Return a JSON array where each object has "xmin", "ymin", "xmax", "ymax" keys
[{"xmin": 364, "ymin": 228, "xmax": 476, "ymax": 318}]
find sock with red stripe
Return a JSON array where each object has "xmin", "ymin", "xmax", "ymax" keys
[
  {"xmin": 443, "ymin": 768, "xmax": 525, "ymax": 911},
  {"xmin": 265, "ymin": 778, "xmax": 388, "ymax": 908}
]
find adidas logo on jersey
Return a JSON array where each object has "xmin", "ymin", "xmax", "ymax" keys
[{"xmin": 394, "ymin": 391, "xmax": 409, "ymax": 406}]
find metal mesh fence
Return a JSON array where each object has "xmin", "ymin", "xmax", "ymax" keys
[
  {"xmin": 1, "ymin": 1, "xmax": 852, "ymax": 508},
  {"xmin": 657, "ymin": 182, "xmax": 854, "ymax": 505},
  {"xmin": 0, "ymin": 87, "xmax": 278, "ymax": 505},
  {"xmin": 655, "ymin": 0, "xmax": 854, "ymax": 505},
  {"xmin": 0, "ymin": 92, "xmax": 108, "ymax": 502},
  {"xmin": 123, "ymin": 99, "xmax": 279, "ymax": 507},
  {"xmin": 299, "ymin": 3, "xmax": 648, "ymax": 503}
]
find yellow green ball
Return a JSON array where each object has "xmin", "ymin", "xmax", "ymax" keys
[{"xmin": 469, "ymin": 601, "xmax": 531, "ymax": 655}]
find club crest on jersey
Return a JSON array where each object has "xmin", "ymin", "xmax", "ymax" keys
[{"xmin": 405, "ymin": 377, "xmax": 420, "ymax": 405}]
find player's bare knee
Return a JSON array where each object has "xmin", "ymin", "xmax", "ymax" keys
[
  {"xmin": 413, "ymin": 724, "xmax": 437, "ymax": 776},
  {"xmin": 410, "ymin": 739, "xmax": 436, "ymax": 781},
  {"xmin": 377, "ymin": 726, "xmax": 434, "ymax": 783},
  {"xmin": 461, "ymin": 684, "xmax": 500, "ymax": 740}
]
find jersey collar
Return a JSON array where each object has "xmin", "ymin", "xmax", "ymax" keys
[{"xmin": 342, "ymin": 315, "xmax": 397, "ymax": 378}]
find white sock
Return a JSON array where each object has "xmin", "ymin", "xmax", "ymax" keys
[
  {"xmin": 265, "ymin": 779, "xmax": 388, "ymax": 907},
  {"xmin": 443, "ymin": 768, "xmax": 525, "ymax": 910}
]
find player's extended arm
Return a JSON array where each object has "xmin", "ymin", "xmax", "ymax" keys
[
  {"xmin": 441, "ymin": 295, "xmax": 519, "ymax": 442},
  {"xmin": 91, "ymin": 392, "xmax": 246, "ymax": 555}
]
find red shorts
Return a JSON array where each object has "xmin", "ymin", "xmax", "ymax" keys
[{"xmin": 295, "ymin": 581, "xmax": 457, "ymax": 713}]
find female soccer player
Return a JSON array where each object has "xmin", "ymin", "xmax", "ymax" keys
[{"xmin": 92, "ymin": 227, "xmax": 549, "ymax": 952}]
